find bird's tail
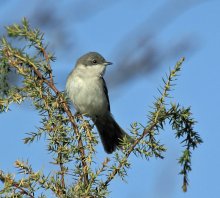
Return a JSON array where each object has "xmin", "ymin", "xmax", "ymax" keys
[{"xmin": 93, "ymin": 113, "xmax": 132, "ymax": 154}]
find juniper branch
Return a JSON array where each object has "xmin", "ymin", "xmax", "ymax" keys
[
  {"xmin": 101, "ymin": 57, "xmax": 185, "ymax": 188},
  {"xmin": 1, "ymin": 18, "xmax": 89, "ymax": 186}
]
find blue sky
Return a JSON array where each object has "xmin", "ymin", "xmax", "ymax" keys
[{"xmin": 1, "ymin": 1, "xmax": 220, "ymax": 197}]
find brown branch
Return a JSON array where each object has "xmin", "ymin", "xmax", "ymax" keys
[
  {"xmin": 0, "ymin": 171, "xmax": 34, "ymax": 198},
  {"xmin": 58, "ymin": 152, "xmax": 65, "ymax": 190},
  {"xmin": 4, "ymin": 48, "xmax": 89, "ymax": 186},
  {"xmin": 102, "ymin": 122, "xmax": 157, "ymax": 188},
  {"xmin": 32, "ymin": 67, "xmax": 89, "ymax": 187},
  {"xmin": 39, "ymin": 47, "xmax": 66, "ymax": 191},
  {"xmin": 39, "ymin": 46, "xmax": 54, "ymax": 84},
  {"xmin": 41, "ymin": 94, "xmax": 66, "ymax": 192},
  {"xmin": 85, "ymin": 157, "xmax": 110, "ymax": 195},
  {"xmin": 13, "ymin": 182, "xmax": 35, "ymax": 198},
  {"xmin": 102, "ymin": 57, "xmax": 185, "ymax": 187}
]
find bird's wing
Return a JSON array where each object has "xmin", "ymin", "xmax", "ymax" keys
[{"xmin": 101, "ymin": 77, "xmax": 110, "ymax": 111}]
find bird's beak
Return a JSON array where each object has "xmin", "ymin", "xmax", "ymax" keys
[{"xmin": 104, "ymin": 61, "xmax": 112, "ymax": 66}]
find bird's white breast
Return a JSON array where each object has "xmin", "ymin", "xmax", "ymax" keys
[{"xmin": 66, "ymin": 71, "xmax": 109, "ymax": 117}]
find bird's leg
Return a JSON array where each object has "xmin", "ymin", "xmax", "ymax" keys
[{"xmin": 74, "ymin": 112, "xmax": 81, "ymax": 122}]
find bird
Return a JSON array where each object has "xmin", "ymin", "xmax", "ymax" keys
[{"xmin": 66, "ymin": 52, "xmax": 132, "ymax": 154}]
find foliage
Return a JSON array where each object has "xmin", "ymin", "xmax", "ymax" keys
[{"xmin": 0, "ymin": 18, "xmax": 202, "ymax": 197}]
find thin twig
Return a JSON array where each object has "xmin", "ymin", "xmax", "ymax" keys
[
  {"xmin": 102, "ymin": 122, "xmax": 157, "ymax": 187},
  {"xmin": 39, "ymin": 46, "xmax": 54, "ymax": 84},
  {"xmin": 85, "ymin": 157, "xmax": 110, "ymax": 195},
  {"xmin": 13, "ymin": 182, "xmax": 35, "ymax": 198},
  {"xmin": 0, "ymin": 171, "xmax": 34, "ymax": 198},
  {"xmin": 39, "ymin": 46, "xmax": 66, "ymax": 191}
]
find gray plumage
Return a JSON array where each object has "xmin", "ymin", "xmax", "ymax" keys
[{"xmin": 66, "ymin": 52, "xmax": 131, "ymax": 153}]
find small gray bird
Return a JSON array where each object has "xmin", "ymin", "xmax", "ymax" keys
[{"xmin": 66, "ymin": 52, "xmax": 131, "ymax": 153}]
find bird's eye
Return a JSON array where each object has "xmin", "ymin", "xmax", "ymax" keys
[{"xmin": 92, "ymin": 59, "xmax": 97, "ymax": 64}]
